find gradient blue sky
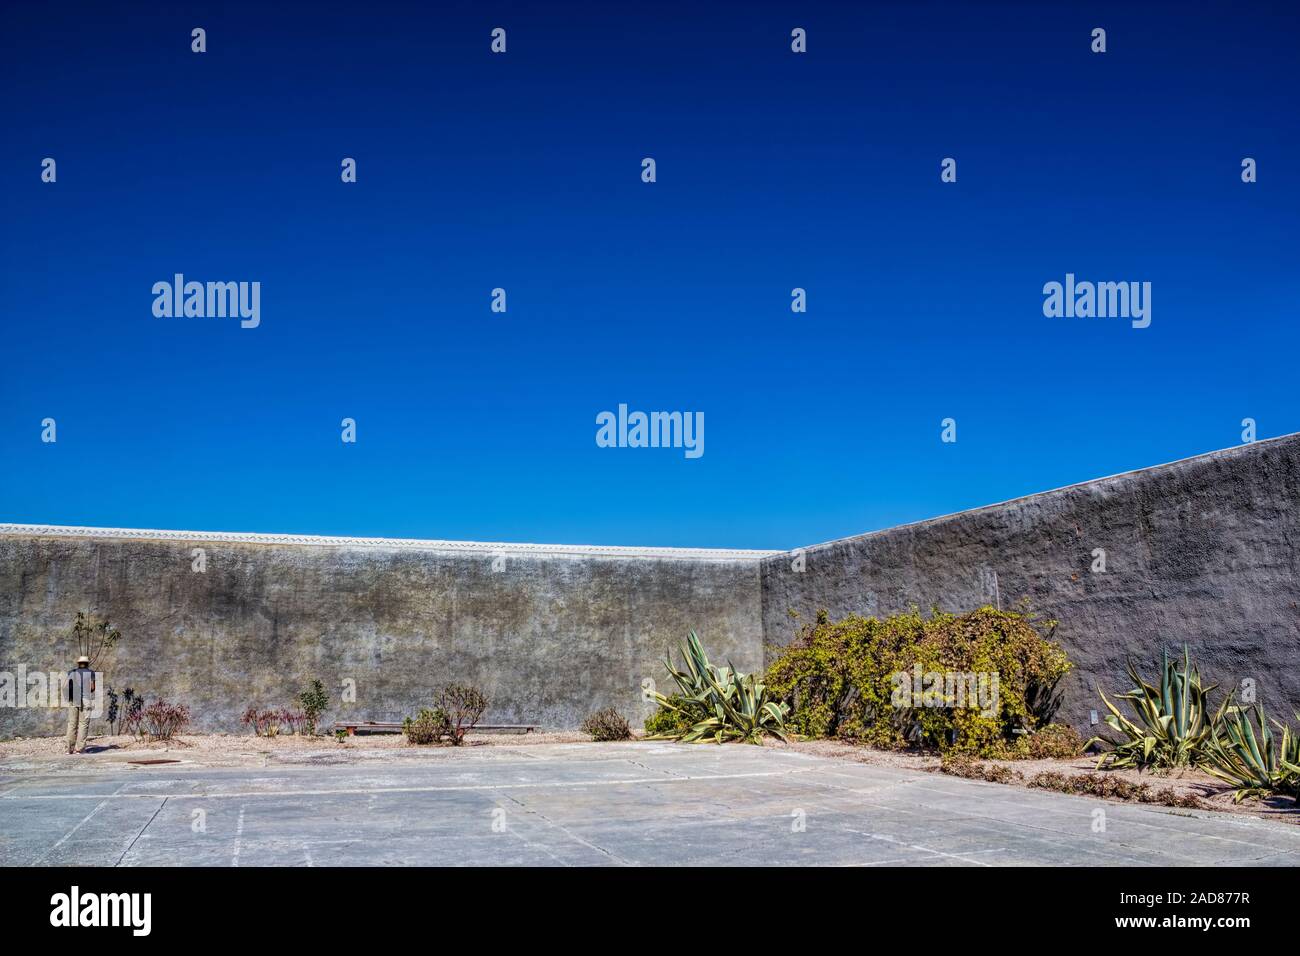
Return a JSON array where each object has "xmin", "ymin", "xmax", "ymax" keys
[{"xmin": 2, "ymin": 1, "xmax": 1296, "ymax": 549}]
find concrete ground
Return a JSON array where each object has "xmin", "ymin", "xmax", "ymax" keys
[{"xmin": 2, "ymin": 742, "xmax": 1298, "ymax": 866}]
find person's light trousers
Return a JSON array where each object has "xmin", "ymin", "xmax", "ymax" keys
[{"xmin": 65, "ymin": 705, "xmax": 89, "ymax": 752}]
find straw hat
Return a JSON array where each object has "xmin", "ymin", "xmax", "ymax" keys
[{"xmin": 75, "ymin": 655, "xmax": 91, "ymax": 665}]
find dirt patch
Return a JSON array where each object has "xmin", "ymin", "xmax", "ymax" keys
[
  {"xmin": 774, "ymin": 738, "xmax": 1299, "ymax": 825},
  {"xmin": 0, "ymin": 730, "xmax": 591, "ymax": 770}
]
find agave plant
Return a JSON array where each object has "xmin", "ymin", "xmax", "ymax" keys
[
  {"xmin": 1201, "ymin": 702, "xmax": 1300, "ymax": 803},
  {"xmin": 647, "ymin": 630, "xmax": 791, "ymax": 744},
  {"xmin": 1086, "ymin": 647, "xmax": 1224, "ymax": 770}
]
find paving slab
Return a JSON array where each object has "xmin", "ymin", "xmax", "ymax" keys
[{"xmin": 2, "ymin": 743, "xmax": 1297, "ymax": 867}]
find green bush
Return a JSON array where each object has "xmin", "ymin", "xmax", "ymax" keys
[
  {"xmin": 581, "ymin": 707, "xmax": 632, "ymax": 741},
  {"xmin": 644, "ymin": 696, "xmax": 694, "ymax": 737},
  {"xmin": 403, "ymin": 707, "xmax": 451, "ymax": 745},
  {"xmin": 764, "ymin": 606, "xmax": 1072, "ymax": 757},
  {"xmin": 297, "ymin": 679, "xmax": 330, "ymax": 735}
]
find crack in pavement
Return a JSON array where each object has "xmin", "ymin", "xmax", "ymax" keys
[
  {"xmin": 499, "ymin": 791, "xmax": 629, "ymax": 865},
  {"xmin": 116, "ymin": 796, "xmax": 167, "ymax": 867},
  {"xmin": 623, "ymin": 758, "xmax": 686, "ymax": 779}
]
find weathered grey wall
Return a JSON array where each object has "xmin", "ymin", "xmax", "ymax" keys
[
  {"xmin": 0, "ymin": 533, "xmax": 768, "ymax": 735},
  {"xmin": 761, "ymin": 433, "xmax": 1300, "ymax": 729},
  {"xmin": 4, "ymin": 435, "xmax": 1297, "ymax": 738}
]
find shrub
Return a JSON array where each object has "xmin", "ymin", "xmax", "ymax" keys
[
  {"xmin": 644, "ymin": 696, "xmax": 695, "ymax": 737},
  {"xmin": 1017, "ymin": 723, "xmax": 1085, "ymax": 760},
  {"xmin": 939, "ymin": 752, "xmax": 1022, "ymax": 784},
  {"xmin": 1089, "ymin": 649, "xmax": 1300, "ymax": 802},
  {"xmin": 241, "ymin": 707, "xmax": 283, "ymax": 737},
  {"xmin": 936, "ymin": 759, "xmax": 1208, "ymax": 809},
  {"xmin": 1027, "ymin": 771, "xmax": 1207, "ymax": 809},
  {"xmin": 647, "ymin": 631, "xmax": 790, "ymax": 744},
  {"xmin": 139, "ymin": 699, "xmax": 190, "ymax": 741},
  {"xmin": 242, "ymin": 704, "xmax": 313, "ymax": 737},
  {"xmin": 297, "ymin": 679, "xmax": 330, "ymax": 735},
  {"xmin": 439, "ymin": 685, "xmax": 488, "ymax": 745},
  {"xmin": 1087, "ymin": 647, "xmax": 1223, "ymax": 771},
  {"xmin": 119, "ymin": 689, "xmax": 144, "ymax": 737},
  {"xmin": 765, "ymin": 606, "xmax": 1072, "ymax": 757},
  {"xmin": 105, "ymin": 686, "xmax": 120, "ymax": 734},
  {"xmin": 581, "ymin": 707, "xmax": 632, "ymax": 741},
  {"xmin": 403, "ymin": 707, "xmax": 451, "ymax": 745},
  {"xmin": 279, "ymin": 708, "xmax": 308, "ymax": 736},
  {"xmin": 1201, "ymin": 702, "xmax": 1300, "ymax": 803}
]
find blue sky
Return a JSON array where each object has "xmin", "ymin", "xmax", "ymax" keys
[{"xmin": 2, "ymin": 1, "xmax": 1296, "ymax": 549}]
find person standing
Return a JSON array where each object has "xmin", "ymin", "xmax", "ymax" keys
[{"xmin": 65, "ymin": 655, "xmax": 96, "ymax": 754}]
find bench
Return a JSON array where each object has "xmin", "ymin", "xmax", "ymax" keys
[{"xmin": 332, "ymin": 721, "xmax": 537, "ymax": 736}]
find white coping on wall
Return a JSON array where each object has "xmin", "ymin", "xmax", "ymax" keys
[
  {"xmin": 3, "ymin": 433, "xmax": 1294, "ymax": 563},
  {"xmin": 0, "ymin": 523, "xmax": 779, "ymax": 561}
]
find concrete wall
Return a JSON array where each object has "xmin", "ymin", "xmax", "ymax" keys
[
  {"xmin": 761, "ymin": 433, "xmax": 1300, "ymax": 728},
  {"xmin": 2, "ymin": 434, "xmax": 1297, "ymax": 737},
  {"xmin": 0, "ymin": 532, "xmax": 769, "ymax": 735}
]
